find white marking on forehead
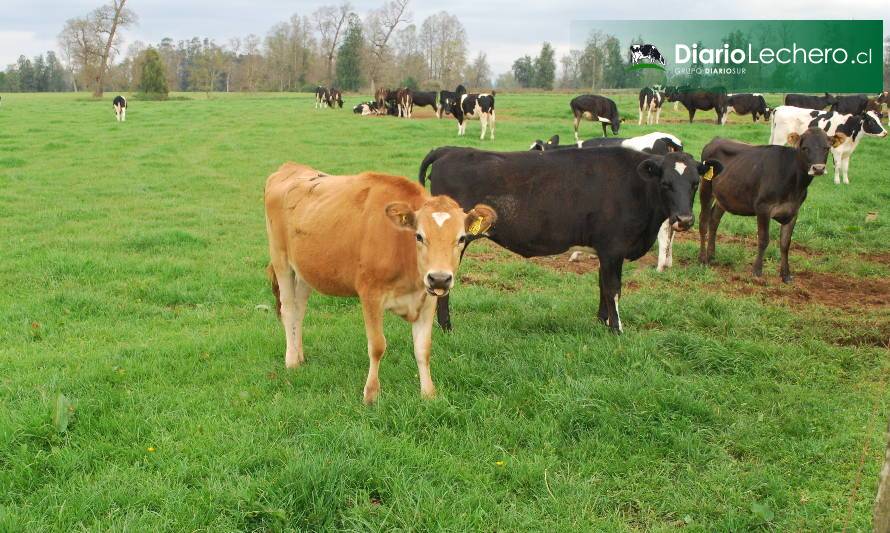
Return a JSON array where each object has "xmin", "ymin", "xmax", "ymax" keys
[
  {"xmin": 431, "ymin": 212, "xmax": 451, "ymax": 227},
  {"xmin": 674, "ymin": 161, "xmax": 687, "ymax": 174}
]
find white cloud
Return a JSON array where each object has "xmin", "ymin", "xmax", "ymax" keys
[{"xmin": 0, "ymin": 31, "xmax": 56, "ymax": 68}]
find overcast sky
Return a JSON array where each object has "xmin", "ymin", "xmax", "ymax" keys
[{"xmin": 2, "ymin": 1, "xmax": 887, "ymax": 75}]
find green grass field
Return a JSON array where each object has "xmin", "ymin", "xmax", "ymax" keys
[{"xmin": 1, "ymin": 90, "xmax": 888, "ymax": 531}]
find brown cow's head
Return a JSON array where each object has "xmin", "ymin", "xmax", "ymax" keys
[
  {"xmin": 386, "ymin": 197, "xmax": 497, "ymax": 297},
  {"xmin": 787, "ymin": 128, "xmax": 847, "ymax": 176}
]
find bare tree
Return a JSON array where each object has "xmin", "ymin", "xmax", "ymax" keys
[
  {"xmin": 314, "ymin": 3, "xmax": 351, "ymax": 86},
  {"xmin": 419, "ymin": 12, "xmax": 467, "ymax": 87},
  {"xmin": 365, "ymin": 0, "xmax": 410, "ymax": 92},
  {"xmin": 92, "ymin": 0, "xmax": 137, "ymax": 96},
  {"xmin": 464, "ymin": 52, "xmax": 490, "ymax": 89}
]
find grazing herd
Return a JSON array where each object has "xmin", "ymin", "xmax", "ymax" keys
[{"xmin": 96, "ymin": 84, "xmax": 886, "ymax": 401}]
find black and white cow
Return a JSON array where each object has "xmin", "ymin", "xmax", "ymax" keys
[
  {"xmin": 437, "ymin": 84, "xmax": 467, "ymax": 119},
  {"xmin": 830, "ymin": 94, "xmax": 871, "ymax": 115},
  {"xmin": 315, "ymin": 86, "xmax": 330, "ymax": 108},
  {"xmin": 638, "ymin": 86, "xmax": 665, "ymax": 125},
  {"xmin": 570, "ymin": 94, "xmax": 621, "ymax": 141},
  {"xmin": 629, "ymin": 44, "xmax": 666, "ymax": 66},
  {"xmin": 724, "ymin": 93, "xmax": 771, "ymax": 123},
  {"xmin": 112, "ymin": 95, "xmax": 127, "ymax": 122},
  {"xmin": 418, "ymin": 146, "xmax": 722, "ymax": 333},
  {"xmin": 353, "ymin": 101, "xmax": 378, "ymax": 115},
  {"xmin": 770, "ymin": 106, "xmax": 887, "ymax": 184},
  {"xmin": 666, "ymin": 87, "xmax": 727, "ymax": 125},
  {"xmin": 328, "ymin": 88, "xmax": 344, "ymax": 108},
  {"xmin": 396, "ymin": 87, "xmax": 412, "ymax": 118},
  {"xmin": 452, "ymin": 93, "xmax": 495, "ymax": 139},
  {"xmin": 784, "ymin": 93, "xmax": 836, "ymax": 110}
]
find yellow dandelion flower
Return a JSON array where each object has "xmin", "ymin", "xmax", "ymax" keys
[
  {"xmin": 495, "ymin": 460, "xmax": 505, "ymax": 467},
  {"xmin": 147, "ymin": 447, "xmax": 156, "ymax": 453}
]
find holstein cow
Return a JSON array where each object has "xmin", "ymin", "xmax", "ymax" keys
[
  {"xmin": 699, "ymin": 128, "xmax": 846, "ymax": 282},
  {"xmin": 570, "ymin": 94, "xmax": 621, "ymax": 141},
  {"xmin": 629, "ymin": 44, "xmax": 666, "ymax": 66},
  {"xmin": 528, "ymin": 132, "xmax": 686, "ymax": 271},
  {"xmin": 437, "ymin": 84, "xmax": 467, "ymax": 119},
  {"xmin": 375, "ymin": 87, "xmax": 398, "ymax": 115},
  {"xmin": 769, "ymin": 106, "xmax": 887, "ymax": 184},
  {"xmin": 830, "ymin": 94, "xmax": 871, "ymax": 115},
  {"xmin": 784, "ymin": 92, "xmax": 836, "ymax": 110},
  {"xmin": 112, "ymin": 95, "xmax": 127, "ymax": 122},
  {"xmin": 397, "ymin": 87, "xmax": 413, "ymax": 118},
  {"xmin": 328, "ymin": 88, "xmax": 344, "ymax": 108},
  {"xmin": 666, "ymin": 87, "xmax": 727, "ymax": 125},
  {"xmin": 418, "ymin": 146, "xmax": 722, "ymax": 333},
  {"xmin": 724, "ymin": 93, "xmax": 771, "ymax": 123},
  {"xmin": 638, "ymin": 86, "xmax": 665, "ymax": 125},
  {"xmin": 265, "ymin": 162, "xmax": 496, "ymax": 404},
  {"xmin": 315, "ymin": 86, "xmax": 330, "ymax": 108},
  {"xmin": 452, "ymin": 93, "xmax": 495, "ymax": 139},
  {"xmin": 353, "ymin": 101, "xmax": 378, "ymax": 115}
]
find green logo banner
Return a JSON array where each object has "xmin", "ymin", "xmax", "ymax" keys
[{"xmin": 570, "ymin": 20, "xmax": 884, "ymax": 92}]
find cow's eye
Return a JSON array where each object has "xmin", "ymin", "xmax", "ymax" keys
[
  {"xmin": 458, "ymin": 235, "xmax": 467, "ymax": 245},
  {"xmin": 415, "ymin": 233, "xmax": 425, "ymax": 244}
]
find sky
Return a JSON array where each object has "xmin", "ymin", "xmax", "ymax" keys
[{"xmin": 1, "ymin": 0, "xmax": 887, "ymax": 75}]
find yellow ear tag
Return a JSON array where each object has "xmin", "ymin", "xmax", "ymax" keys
[
  {"xmin": 703, "ymin": 167, "xmax": 714, "ymax": 181},
  {"xmin": 468, "ymin": 218, "xmax": 483, "ymax": 235},
  {"xmin": 400, "ymin": 214, "xmax": 408, "ymax": 225}
]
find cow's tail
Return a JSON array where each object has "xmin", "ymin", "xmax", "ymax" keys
[
  {"xmin": 418, "ymin": 148, "xmax": 445, "ymax": 187},
  {"xmin": 266, "ymin": 263, "xmax": 281, "ymax": 317}
]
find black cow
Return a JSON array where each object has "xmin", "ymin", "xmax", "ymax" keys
[
  {"xmin": 418, "ymin": 147, "xmax": 722, "ymax": 333},
  {"xmin": 315, "ymin": 86, "xmax": 330, "ymax": 108},
  {"xmin": 699, "ymin": 128, "xmax": 846, "ymax": 282},
  {"xmin": 570, "ymin": 94, "xmax": 621, "ymax": 141},
  {"xmin": 531, "ymin": 132, "xmax": 683, "ymax": 155},
  {"xmin": 666, "ymin": 87, "xmax": 727, "ymax": 125},
  {"xmin": 831, "ymin": 94, "xmax": 870, "ymax": 115},
  {"xmin": 725, "ymin": 93, "xmax": 771, "ymax": 122},
  {"xmin": 784, "ymin": 92, "xmax": 836, "ymax": 110},
  {"xmin": 328, "ymin": 88, "xmax": 344, "ymax": 108},
  {"xmin": 437, "ymin": 84, "xmax": 467, "ymax": 119},
  {"xmin": 112, "ymin": 95, "xmax": 127, "ymax": 121},
  {"xmin": 411, "ymin": 91, "xmax": 438, "ymax": 113},
  {"xmin": 452, "ymin": 93, "xmax": 495, "ymax": 139}
]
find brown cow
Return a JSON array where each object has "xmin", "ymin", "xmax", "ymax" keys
[
  {"xmin": 397, "ymin": 87, "xmax": 413, "ymax": 118},
  {"xmin": 264, "ymin": 162, "xmax": 496, "ymax": 404}
]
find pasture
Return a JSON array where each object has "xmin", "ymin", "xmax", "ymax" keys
[{"xmin": 0, "ymin": 90, "xmax": 888, "ymax": 531}]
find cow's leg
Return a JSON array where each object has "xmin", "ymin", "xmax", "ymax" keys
[
  {"xmin": 779, "ymin": 215, "xmax": 798, "ymax": 283},
  {"xmin": 598, "ymin": 256, "xmax": 624, "ymax": 333},
  {"xmin": 121, "ymin": 107, "xmax": 126, "ymax": 122},
  {"xmin": 638, "ymin": 98, "xmax": 645, "ymax": 125},
  {"xmin": 573, "ymin": 116, "xmax": 581, "ymax": 142},
  {"xmin": 489, "ymin": 111, "xmax": 495, "ymax": 140},
  {"xmin": 656, "ymin": 220, "xmax": 674, "ymax": 272},
  {"xmin": 752, "ymin": 213, "xmax": 770, "ymax": 278},
  {"xmin": 842, "ymin": 151, "xmax": 851, "ymax": 185},
  {"xmin": 360, "ymin": 295, "xmax": 386, "ymax": 404},
  {"xmin": 436, "ymin": 104, "xmax": 442, "ymax": 119},
  {"xmin": 601, "ymin": 122, "xmax": 608, "ymax": 137},
  {"xmin": 479, "ymin": 113, "xmax": 488, "ymax": 140},
  {"xmin": 412, "ymin": 296, "xmax": 437, "ymax": 399},
  {"xmin": 832, "ymin": 148, "xmax": 842, "ymax": 184},
  {"xmin": 698, "ymin": 182, "xmax": 714, "ymax": 264},
  {"xmin": 274, "ymin": 265, "xmax": 311, "ymax": 369},
  {"xmin": 655, "ymin": 106, "xmax": 661, "ymax": 124},
  {"xmin": 706, "ymin": 204, "xmax": 726, "ymax": 265}
]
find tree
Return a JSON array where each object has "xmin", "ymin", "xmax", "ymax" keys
[
  {"xmin": 91, "ymin": 0, "xmax": 137, "ymax": 96},
  {"xmin": 511, "ymin": 55, "xmax": 534, "ymax": 88},
  {"xmin": 335, "ymin": 14, "xmax": 364, "ymax": 90},
  {"xmin": 139, "ymin": 48, "xmax": 168, "ymax": 98},
  {"xmin": 366, "ymin": 0, "xmax": 411, "ymax": 92},
  {"xmin": 533, "ymin": 42, "xmax": 555, "ymax": 89},
  {"xmin": 464, "ymin": 52, "xmax": 491, "ymax": 89},
  {"xmin": 17, "ymin": 56, "xmax": 36, "ymax": 92},
  {"xmin": 314, "ymin": 3, "xmax": 352, "ymax": 86},
  {"xmin": 419, "ymin": 12, "xmax": 467, "ymax": 87},
  {"xmin": 191, "ymin": 40, "xmax": 227, "ymax": 96}
]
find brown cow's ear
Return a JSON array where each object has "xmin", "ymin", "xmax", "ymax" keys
[
  {"xmin": 385, "ymin": 202, "xmax": 416, "ymax": 230},
  {"xmin": 697, "ymin": 159, "xmax": 723, "ymax": 180},
  {"xmin": 465, "ymin": 204, "xmax": 497, "ymax": 235},
  {"xmin": 787, "ymin": 132, "xmax": 801, "ymax": 147},
  {"xmin": 830, "ymin": 132, "xmax": 847, "ymax": 148},
  {"xmin": 637, "ymin": 158, "xmax": 662, "ymax": 181}
]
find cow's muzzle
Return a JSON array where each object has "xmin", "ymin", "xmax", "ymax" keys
[
  {"xmin": 425, "ymin": 272, "xmax": 454, "ymax": 297},
  {"xmin": 809, "ymin": 164, "xmax": 826, "ymax": 176},
  {"xmin": 672, "ymin": 214, "xmax": 694, "ymax": 231}
]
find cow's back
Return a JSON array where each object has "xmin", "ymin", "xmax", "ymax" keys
[{"xmin": 266, "ymin": 163, "xmax": 424, "ymax": 296}]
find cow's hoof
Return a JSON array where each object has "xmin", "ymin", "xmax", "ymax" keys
[
  {"xmin": 421, "ymin": 385, "xmax": 437, "ymax": 399},
  {"xmin": 782, "ymin": 274, "xmax": 793, "ymax": 284},
  {"xmin": 439, "ymin": 322, "xmax": 453, "ymax": 333}
]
